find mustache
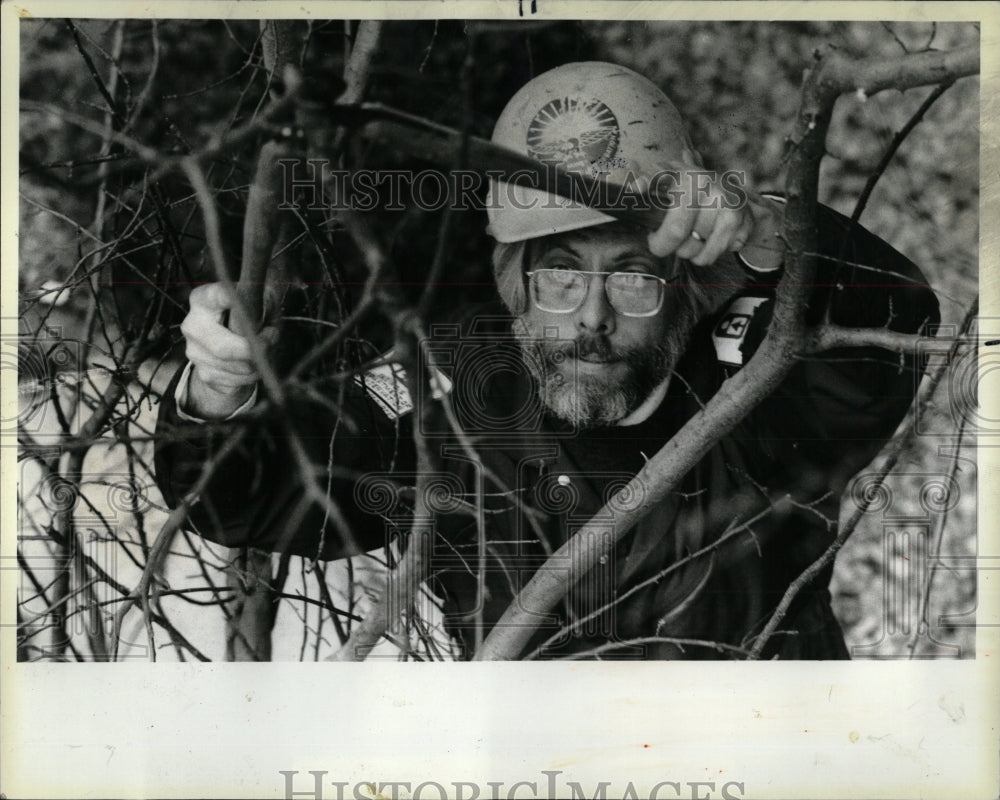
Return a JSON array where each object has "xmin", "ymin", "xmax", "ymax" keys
[{"xmin": 541, "ymin": 334, "xmax": 620, "ymax": 361}]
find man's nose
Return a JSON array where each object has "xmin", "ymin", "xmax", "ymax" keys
[{"xmin": 574, "ymin": 275, "xmax": 616, "ymax": 334}]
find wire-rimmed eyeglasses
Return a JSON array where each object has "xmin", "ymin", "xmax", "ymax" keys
[{"xmin": 525, "ymin": 268, "xmax": 674, "ymax": 318}]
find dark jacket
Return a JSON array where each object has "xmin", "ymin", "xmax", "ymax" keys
[{"xmin": 154, "ymin": 205, "xmax": 939, "ymax": 660}]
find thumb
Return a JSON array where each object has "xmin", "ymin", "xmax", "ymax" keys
[{"xmin": 191, "ymin": 283, "xmax": 237, "ymax": 317}]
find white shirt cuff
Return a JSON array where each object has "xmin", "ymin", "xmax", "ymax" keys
[{"xmin": 173, "ymin": 362, "xmax": 259, "ymax": 423}]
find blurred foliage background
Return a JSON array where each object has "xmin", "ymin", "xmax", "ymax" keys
[{"xmin": 17, "ymin": 18, "xmax": 979, "ymax": 659}]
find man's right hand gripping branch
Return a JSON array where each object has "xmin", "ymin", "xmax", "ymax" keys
[
  {"xmin": 177, "ymin": 284, "xmax": 271, "ymax": 421},
  {"xmin": 155, "ymin": 61, "xmax": 939, "ymax": 660}
]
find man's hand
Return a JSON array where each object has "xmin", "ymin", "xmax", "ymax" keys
[
  {"xmin": 645, "ymin": 170, "xmax": 784, "ymax": 271},
  {"xmin": 180, "ymin": 284, "xmax": 275, "ymax": 419}
]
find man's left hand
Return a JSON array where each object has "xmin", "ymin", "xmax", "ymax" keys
[{"xmin": 646, "ymin": 171, "xmax": 784, "ymax": 271}]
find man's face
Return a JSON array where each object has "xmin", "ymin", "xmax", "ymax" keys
[{"xmin": 513, "ymin": 223, "xmax": 695, "ymax": 428}]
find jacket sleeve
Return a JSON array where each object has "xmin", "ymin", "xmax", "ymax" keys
[
  {"xmin": 736, "ymin": 203, "xmax": 940, "ymax": 479},
  {"xmin": 153, "ymin": 364, "xmax": 417, "ymax": 561}
]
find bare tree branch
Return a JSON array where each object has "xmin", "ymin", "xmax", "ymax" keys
[
  {"xmin": 474, "ymin": 43, "xmax": 979, "ymax": 661},
  {"xmin": 807, "ymin": 324, "xmax": 930, "ymax": 355},
  {"xmin": 111, "ymin": 428, "xmax": 248, "ymax": 660},
  {"xmin": 907, "ymin": 411, "xmax": 969, "ymax": 658},
  {"xmin": 850, "ymin": 80, "xmax": 955, "ymax": 224},
  {"xmin": 748, "ymin": 299, "xmax": 978, "ymax": 658},
  {"xmin": 340, "ymin": 22, "xmax": 383, "ymax": 105}
]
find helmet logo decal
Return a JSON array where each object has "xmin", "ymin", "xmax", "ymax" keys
[{"xmin": 526, "ymin": 98, "xmax": 620, "ymax": 173}]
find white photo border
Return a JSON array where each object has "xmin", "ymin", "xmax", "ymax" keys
[{"xmin": 1, "ymin": 3, "xmax": 996, "ymax": 799}]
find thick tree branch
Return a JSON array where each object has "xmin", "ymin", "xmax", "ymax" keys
[
  {"xmin": 222, "ymin": 20, "xmax": 305, "ymax": 662},
  {"xmin": 807, "ymin": 324, "xmax": 930, "ymax": 355},
  {"xmin": 340, "ymin": 22, "xmax": 383, "ymax": 105},
  {"xmin": 474, "ymin": 43, "xmax": 979, "ymax": 661},
  {"xmin": 820, "ymin": 44, "xmax": 977, "ymax": 98}
]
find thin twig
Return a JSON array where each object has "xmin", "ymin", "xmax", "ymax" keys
[
  {"xmin": 748, "ymin": 299, "xmax": 977, "ymax": 658},
  {"xmin": 111, "ymin": 428, "xmax": 247, "ymax": 659},
  {"xmin": 557, "ymin": 636, "xmax": 751, "ymax": 660},
  {"xmin": 851, "ymin": 80, "xmax": 955, "ymax": 225},
  {"xmin": 906, "ymin": 415, "xmax": 970, "ymax": 658}
]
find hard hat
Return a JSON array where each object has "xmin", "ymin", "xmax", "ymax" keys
[{"xmin": 486, "ymin": 62, "xmax": 702, "ymax": 243}]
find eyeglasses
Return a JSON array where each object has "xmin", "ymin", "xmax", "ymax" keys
[{"xmin": 525, "ymin": 268, "xmax": 670, "ymax": 318}]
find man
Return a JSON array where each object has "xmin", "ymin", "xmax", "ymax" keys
[{"xmin": 154, "ymin": 62, "xmax": 938, "ymax": 659}]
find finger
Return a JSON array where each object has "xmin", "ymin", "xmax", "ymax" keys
[
  {"xmin": 185, "ymin": 341, "xmax": 258, "ymax": 381},
  {"xmin": 675, "ymin": 231, "xmax": 706, "ymax": 261},
  {"xmin": 184, "ymin": 336, "xmax": 256, "ymax": 374},
  {"xmin": 181, "ymin": 309, "xmax": 254, "ymax": 361},
  {"xmin": 647, "ymin": 204, "xmax": 699, "ymax": 258},
  {"xmin": 692, "ymin": 208, "xmax": 746, "ymax": 266},
  {"xmin": 194, "ymin": 375, "xmax": 256, "ymax": 395},
  {"xmin": 189, "ymin": 283, "xmax": 237, "ymax": 316},
  {"xmin": 729, "ymin": 210, "xmax": 755, "ymax": 254},
  {"xmin": 191, "ymin": 365, "xmax": 257, "ymax": 392},
  {"xmin": 197, "ymin": 376, "xmax": 257, "ymax": 398},
  {"xmin": 188, "ymin": 364, "xmax": 258, "ymax": 393}
]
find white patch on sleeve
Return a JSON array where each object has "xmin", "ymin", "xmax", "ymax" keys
[
  {"xmin": 712, "ymin": 295, "xmax": 770, "ymax": 367},
  {"xmin": 356, "ymin": 362, "xmax": 412, "ymax": 420},
  {"xmin": 355, "ymin": 361, "xmax": 452, "ymax": 420}
]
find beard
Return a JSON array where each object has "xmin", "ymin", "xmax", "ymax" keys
[{"xmin": 513, "ymin": 316, "xmax": 689, "ymax": 428}]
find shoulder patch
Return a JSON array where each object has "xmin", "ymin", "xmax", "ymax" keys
[
  {"xmin": 354, "ymin": 360, "xmax": 453, "ymax": 420},
  {"xmin": 355, "ymin": 362, "xmax": 412, "ymax": 420},
  {"xmin": 712, "ymin": 295, "xmax": 770, "ymax": 367}
]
